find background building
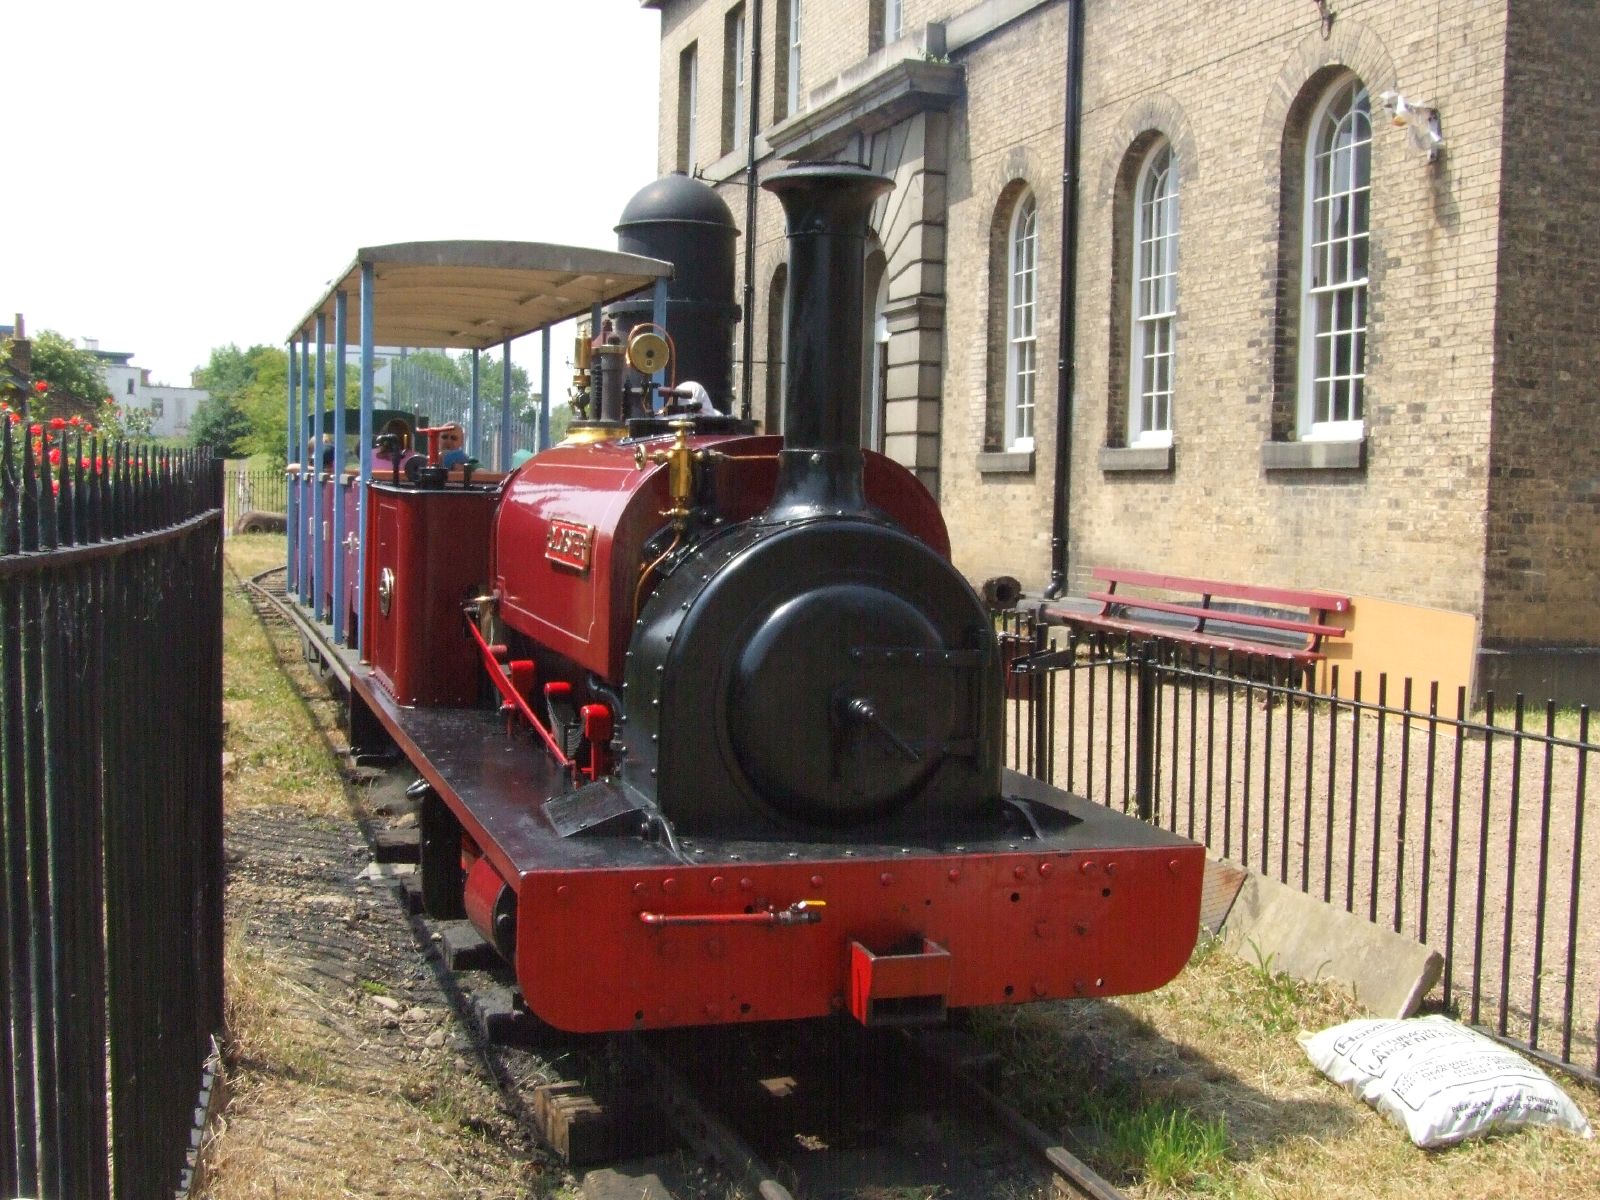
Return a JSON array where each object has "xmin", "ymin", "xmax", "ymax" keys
[
  {"xmin": 86, "ymin": 339, "xmax": 209, "ymax": 440},
  {"xmin": 645, "ymin": 0, "xmax": 1600, "ymax": 701}
]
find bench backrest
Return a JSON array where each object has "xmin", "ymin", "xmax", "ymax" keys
[{"xmin": 1092, "ymin": 566, "xmax": 1351, "ymax": 615}]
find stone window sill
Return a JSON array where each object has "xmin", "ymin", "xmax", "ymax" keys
[
  {"xmin": 1260, "ymin": 438, "xmax": 1366, "ymax": 471},
  {"xmin": 977, "ymin": 449, "xmax": 1034, "ymax": 474},
  {"xmin": 1099, "ymin": 444, "xmax": 1174, "ymax": 473}
]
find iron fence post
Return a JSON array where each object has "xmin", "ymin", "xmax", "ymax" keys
[
  {"xmin": 1135, "ymin": 644, "xmax": 1156, "ymax": 822},
  {"xmin": 1030, "ymin": 616, "xmax": 1050, "ymax": 782}
]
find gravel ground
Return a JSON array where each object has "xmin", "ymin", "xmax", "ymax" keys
[{"xmin": 206, "ymin": 796, "xmax": 558, "ymax": 1197}]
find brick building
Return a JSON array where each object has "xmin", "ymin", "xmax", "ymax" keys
[{"xmin": 641, "ymin": 0, "xmax": 1600, "ymax": 701}]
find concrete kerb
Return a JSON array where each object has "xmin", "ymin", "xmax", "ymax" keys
[{"xmin": 1216, "ymin": 868, "xmax": 1444, "ymax": 1018}]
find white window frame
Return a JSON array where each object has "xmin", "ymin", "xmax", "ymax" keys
[
  {"xmin": 730, "ymin": 6, "xmax": 747, "ymax": 151},
  {"xmin": 1005, "ymin": 191, "xmax": 1038, "ymax": 451},
  {"xmin": 1129, "ymin": 139, "xmax": 1177, "ymax": 448},
  {"xmin": 884, "ymin": 0, "xmax": 902, "ymax": 43},
  {"xmin": 679, "ymin": 44, "xmax": 699, "ymax": 172},
  {"xmin": 787, "ymin": 0, "xmax": 802, "ymax": 117},
  {"xmin": 1299, "ymin": 75, "xmax": 1371, "ymax": 442}
]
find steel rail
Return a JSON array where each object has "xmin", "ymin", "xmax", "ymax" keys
[
  {"xmin": 623, "ymin": 1033, "xmax": 795, "ymax": 1200},
  {"xmin": 243, "ymin": 565, "xmax": 353, "ymax": 691},
  {"xmin": 907, "ymin": 1030, "xmax": 1129, "ymax": 1200}
]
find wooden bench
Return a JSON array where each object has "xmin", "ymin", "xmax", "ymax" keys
[{"xmin": 1038, "ymin": 567, "xmax": 1351, "ymax": 679}]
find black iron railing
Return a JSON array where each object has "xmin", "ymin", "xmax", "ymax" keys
[
  {"xmin": 225, "ymin": 466, "xmax": 288, "ymax": 531},
  {"xmin": 0, "ymin": 424, "xmax": 224, "ymax": 1198},
  {"xmin": 1001, "ymin": 613, "xmax": 1599, "ymax": 1085}
]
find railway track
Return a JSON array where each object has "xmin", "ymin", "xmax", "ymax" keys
[{"xmin": 238, "ymin": 564, "xmax": 1131, "ymax": 1200}]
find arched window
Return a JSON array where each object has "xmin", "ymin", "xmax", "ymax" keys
[
  {"xmin": 1006, "ymin": 190, "xmax": 1038, "ymax": 450},
  {"xmin": 1130, "ymin": 139, "xmax": 1177, "ymax": 446},
  {"xmin": 722, "ymin": 4, "xmax": 747, "ymax": 156},
  {"xmin": 1300, "ymin": 74, "xmax": 1370, "ymax": 439}
]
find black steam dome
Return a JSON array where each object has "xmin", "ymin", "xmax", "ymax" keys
[
  {"xmin": 617, "ymin": 172, "xmax": 739, "ymax": 230},
  {"xmin": 610, "ymin": 173, "xmax": 741, "ymax": 410}
]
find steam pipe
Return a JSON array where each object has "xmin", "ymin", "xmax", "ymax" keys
[
  {"xmin": 1045, "ymin": 0, "xmax": 1084, "ymax": 600},
  {"xmin": 760, "ymin": 161, "xmax": 893, "ymax": 521}
]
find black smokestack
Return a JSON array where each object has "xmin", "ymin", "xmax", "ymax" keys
[{"xmin": 760, "ymin": 161, "xmax": 893, "ymax": 521}]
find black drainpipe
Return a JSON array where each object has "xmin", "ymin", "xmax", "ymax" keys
[
  {"xmin": 741, "ymin": 0, "xmax": 764, "ymax": 420},
  {"xmin": 1045, "ymin": 0, "xmax": 1084, "ymax": 599}
]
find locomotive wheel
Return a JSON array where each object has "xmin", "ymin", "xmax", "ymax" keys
[{"xmin": 418, "ymin": 790, "xmax": 466, "ymax": 920}]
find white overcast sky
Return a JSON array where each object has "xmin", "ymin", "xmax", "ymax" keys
[{"xmin": 7, "ymin": 1, "xmax": 664, "ymax": 386}]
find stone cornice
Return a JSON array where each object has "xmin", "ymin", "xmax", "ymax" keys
[{"xmin": 767, "ymin": 59, "xmax": 963, "ymax": 160}]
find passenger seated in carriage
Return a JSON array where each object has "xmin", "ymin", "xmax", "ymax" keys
[
  {"xmin": 374, "ymin": 418, "xmax": 421, "ymax": 476},
  {"xmin": 436, "ymin": 423, "xmax": 469, "ymax": 469}
]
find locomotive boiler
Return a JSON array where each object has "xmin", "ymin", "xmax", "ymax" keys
[{"xmin": 350, "ymin": 162, "xmax": 1205, "ymax": 1034}]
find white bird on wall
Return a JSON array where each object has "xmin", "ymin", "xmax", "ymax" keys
[{"xmin": 1377, "ymin": 90, "xmax": 1445, "ymax": 162}]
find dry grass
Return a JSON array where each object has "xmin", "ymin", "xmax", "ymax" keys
[
  {"xmin": 211, "ymin": 937, "xmax": 540, "ymax": 1198},
  {"xmin": 204, "ymin": 534, "xmax": 560, "ymax": 1199},
  {"xmin": 975, "ymin": 934, "xmax": 1600, "ymax": 1199},
  {"xmin": 221, "ymin": 535, "xmax": 349, "ymax": 818}
]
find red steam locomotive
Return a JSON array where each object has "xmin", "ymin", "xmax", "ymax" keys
[{"xmin": 323, "ymin": 162, "xmax": 1203, "ymax": 1033}]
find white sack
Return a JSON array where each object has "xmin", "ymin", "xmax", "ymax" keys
[{"xmin": 1300, "ymin": 1016, "xmax": 1594, "ymax": 1148}]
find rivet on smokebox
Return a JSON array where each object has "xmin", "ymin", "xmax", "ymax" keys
[
  {"xmin": 947, "ymin": 867, "xmax": 961, "ymax": 882},
  {"xmin": 740, "ymin": 877, "xmax": 754, "ymax": 891},
  {"xmin": 1168, "ymin": 858, "xmax": 1181, "ymax": 873},
  {"xmin": 710, "ymin": 875, "xmax": 727, "ymax": 892},
  {"xmin": 810, "ymin": 874, "xmax": 824, "ymax": 888},
  {"xmin": 880, "ymin": 872, "xmax": 895, "ymax": 886},
  {"xmin": 1080, "ymin": 860, "xmax": 1098, "ymax": 875},
  {"xmin": 1012, "ymin": 864, "xmax": 1028, "ymax": 880},
  {"xmin": 662, "ymin": 877, "xmax": 679, "ymax": 894},
  {"xmin": 1038, "ymin": 861, "xmax": 1054, "ymax": 878},
  {"xmin": 556, "ymin": 885, "xmax": 571, "ymax": 900},
  {"xmin": 633, "ymin": 882, "xmax": 647, "ymax": 895}
]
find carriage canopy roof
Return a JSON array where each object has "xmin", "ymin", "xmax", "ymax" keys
[{"xmin": 288, "ymin": 241, "xmax": 674, "ymax": 350}]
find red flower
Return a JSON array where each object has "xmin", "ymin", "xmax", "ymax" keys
[
  {"xmin": 49, "ymin": 417, "xmax": 65, "ymax": 430},
  {"xmin": 95, "ymin": 457, "xmax": 105, "ymax": 471},
  {"xmin": 68, "ymin": 415, "xmax": 82, "ymax": 426},
  {"xmin": 33, "ymin": 381, "xmax": 47, "ymax": 394},
  {"xmin": 6, "ymin": 413, "xmax": 17, "ymax": 425},
  {"xmin": 50, "ymin": 481, "xmax": 60, "ymax": 496},
  {"xmin": 48, "ymin": 448, "xmax": 61, "ymax": 467},
  {"xmin": 29, "ymin": 424, "xmax": 41, "ymax": 436},
  {"xmin": 79, "ymin": 457, "xmax": 90, "ymax": 471}
]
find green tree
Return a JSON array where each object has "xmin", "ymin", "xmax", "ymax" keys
[
  {"xmin": 189, "ymin": 395, "xmax": 254, "ymax": 457},
  {"xmin": 548, "ymin": 401, "xmax": 574, "ymax": 444},
  {"xmin": 193, "ymin": 343, "xmax": 255, "ymax": 398},
  {"xmin": 196, "ymin": 343, "xmax": 319, "ymax": 461},
  {"xmin": 236, "ymin": 350, "xmax": 292, "ymax": 461},
  {"xmin": 14, "ymin": 330, "xmax": 109, "ymax": 422}
]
